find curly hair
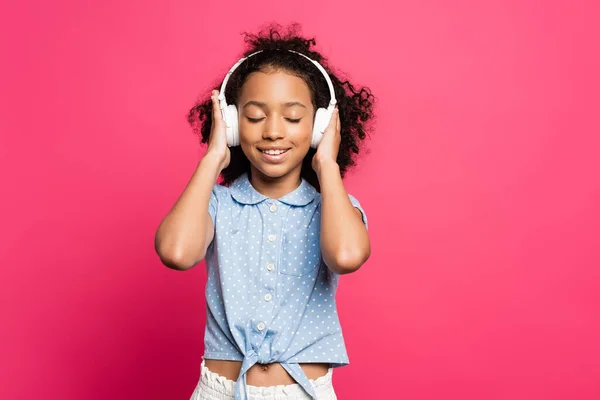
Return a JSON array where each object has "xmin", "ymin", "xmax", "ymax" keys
[{"xmin": 187, "ymin": 23, "xmax": 375, "ymax": 191}]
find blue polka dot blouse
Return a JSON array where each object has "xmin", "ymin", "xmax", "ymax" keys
[{"xmin": 202, "ymin": 172, "xmax": 368, "ymax": 399}]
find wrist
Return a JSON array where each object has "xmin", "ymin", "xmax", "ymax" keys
[
  {"xmin": 201, "ymin": 150, "xmax": 227, "ymax": 172},
  {"xmin": 315, "ymin": 159, "xmax": 340, "ymax": 179}
]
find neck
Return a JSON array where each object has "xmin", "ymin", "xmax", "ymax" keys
[{"xmin": 249, "ymin": 166, "xmax": 302, "ymax": 199}]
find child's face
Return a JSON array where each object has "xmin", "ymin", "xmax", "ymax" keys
[{"xmin": 237, "ymin": 69, "xmax": 314, "ymax": 181}]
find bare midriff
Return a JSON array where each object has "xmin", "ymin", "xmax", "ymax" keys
[{"xmin": 204, "ymin": 359, "xmax": 330, "ymax": 386}]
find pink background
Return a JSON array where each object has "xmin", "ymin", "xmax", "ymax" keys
[{"xmin": 1, "ymin": 0, "xmax": 599, "ymax": 399}]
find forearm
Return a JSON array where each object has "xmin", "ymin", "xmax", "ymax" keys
[
  {"xmin": 154, "ymin": 152, "xmax": 223, "ymax": 270},
  {"xmin": 318, "ymin": 161, "xmax": 370, "ymax": 274}
]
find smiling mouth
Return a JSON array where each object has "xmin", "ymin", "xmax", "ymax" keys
[{"xmin": 259, "ymin": 148, "xmax": 290, "ymax": 155}]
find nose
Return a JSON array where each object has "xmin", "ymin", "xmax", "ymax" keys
[{"xmin": 262, "ymin": 115, "xmax": 285, "ymax": 141}]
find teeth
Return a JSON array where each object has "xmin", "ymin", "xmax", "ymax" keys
[{"xmin": 262, "ymin": 149, "xmax": 287, "ymax": 155}]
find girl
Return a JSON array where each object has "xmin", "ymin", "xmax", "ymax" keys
[{"xmin": 155, "ymin": 25, "xmax": 375, "ymax": 400}]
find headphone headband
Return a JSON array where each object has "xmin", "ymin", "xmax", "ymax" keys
[{"xmin": 217, "ymin": 50, "xmax": 337, "ymax": 110}]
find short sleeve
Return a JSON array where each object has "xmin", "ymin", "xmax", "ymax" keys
[
  {"xmin": 348, "ymin": 194, "xmax": 368, "ymax": 230},
  {"xmin": 208, "ymin": 184, "xmax": 226, "ymax": 225}
]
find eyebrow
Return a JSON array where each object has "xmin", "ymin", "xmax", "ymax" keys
[{"xmin": 242, "ymin": 101, "xmax": 307, "ymax": 109}]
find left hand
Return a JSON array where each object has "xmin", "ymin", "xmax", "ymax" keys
[{"xmin": 312, "ymin": 107, "xmax": 341, "ymax": 175}]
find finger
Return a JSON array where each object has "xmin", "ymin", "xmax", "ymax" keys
[
  {"xmin": 211, "ymin": 90, "xmax": 222, "ymax": 122},
  {"xmin": 325, "ymin": 107, "xmax": 338, "ymax": 132}
]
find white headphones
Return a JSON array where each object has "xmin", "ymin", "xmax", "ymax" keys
[{"xmin": 217, "ymin": 50, "xmax": 337, "ymax": 148}]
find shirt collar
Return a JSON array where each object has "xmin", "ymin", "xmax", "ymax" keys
[{"xmin": 229, "ymin": 173, "xmax": 318, "ymax": 206}]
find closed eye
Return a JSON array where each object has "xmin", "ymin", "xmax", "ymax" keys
[{"xmin": 246, "ymin": 117, "xmax": 301, "ymax": 123}]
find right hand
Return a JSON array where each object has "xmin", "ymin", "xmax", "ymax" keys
[{"xmin": 205, "ymin": 90, "xmax": 231, "ymax": 170}]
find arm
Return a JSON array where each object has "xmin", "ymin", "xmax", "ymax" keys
[
  {"xmin": 314, "ymin": 108, "xmax": 371, "ymax": 274},
  {"xmin": 154, "ymin": 90, "xmax": 230, "ymax": 270},
  {"xmin": 318, "ymin": 162, "xmax": 370, "ymax": 274},
  {"xmin": 154, "ymin": 154, "xmax": 222, "ymax": 270}
]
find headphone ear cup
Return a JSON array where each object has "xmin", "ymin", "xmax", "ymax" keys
[
  {"xmin": 311, "ymin": 107, "xmax": 330, "ymax": 148},
  {"xmin": 224, "ymin": 105, "xmax": 239, "ymax": 147}
]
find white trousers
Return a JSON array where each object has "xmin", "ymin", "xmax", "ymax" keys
[{"xmin": 190, "ymin": 359, "xmax": 338, "ymax": 400}]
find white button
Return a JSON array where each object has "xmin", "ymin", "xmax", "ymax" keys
[
  {"xmin": 257, "ymin": 322, "xmax": 265, "ymax": 331},
  {"xmin": 264, "ymin": 293, "xmax": 273, "ymax": 302},
  {"xmin": 266, "ymin": 262, "xmax": 275, "ymax": 271},
  {"xmin": 268, "ymin": 234, "xmax": 276, "ymax": 242},
  {"xmin": 269, "ymin": 204, "xmax": 277, "ymax": 212}
]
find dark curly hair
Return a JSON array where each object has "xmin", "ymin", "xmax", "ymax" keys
[{"xmin": 187, "ymin": 23, "xmax": 375, "ymax": 191}]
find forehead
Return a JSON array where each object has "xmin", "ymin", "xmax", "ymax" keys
[{"xmin": 238, "ymin": 70, "xmax": 312, "ymax": 104}]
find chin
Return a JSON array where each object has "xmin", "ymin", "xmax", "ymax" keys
[{"xmin": 253, "ymin": 163, "xmax": 295, "ymax": 179}]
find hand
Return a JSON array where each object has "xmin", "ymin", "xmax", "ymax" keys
[
  {"xmin": 205, "ymin": 90, "xmax": 230, "ymax": 171},
  {"xmin": 312, "ymin": 107, "xmax": 341, "ymax": 176}
]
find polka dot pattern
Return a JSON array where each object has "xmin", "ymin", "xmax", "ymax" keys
[{"xmin": 201, "ymin": 172, "xmax": 368, "ymax": 399}]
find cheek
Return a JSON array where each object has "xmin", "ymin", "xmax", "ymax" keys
[
  {"xmin": 291, "ymin": 119, "xmax": 314, "ymax": 145},
  {"xmin": 237, "ymin": 126, "xmax": 257, "ymax": 159},
  {"xmin": 238, "ymin": 122, "xmax": 260, "ymax": 144}
]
